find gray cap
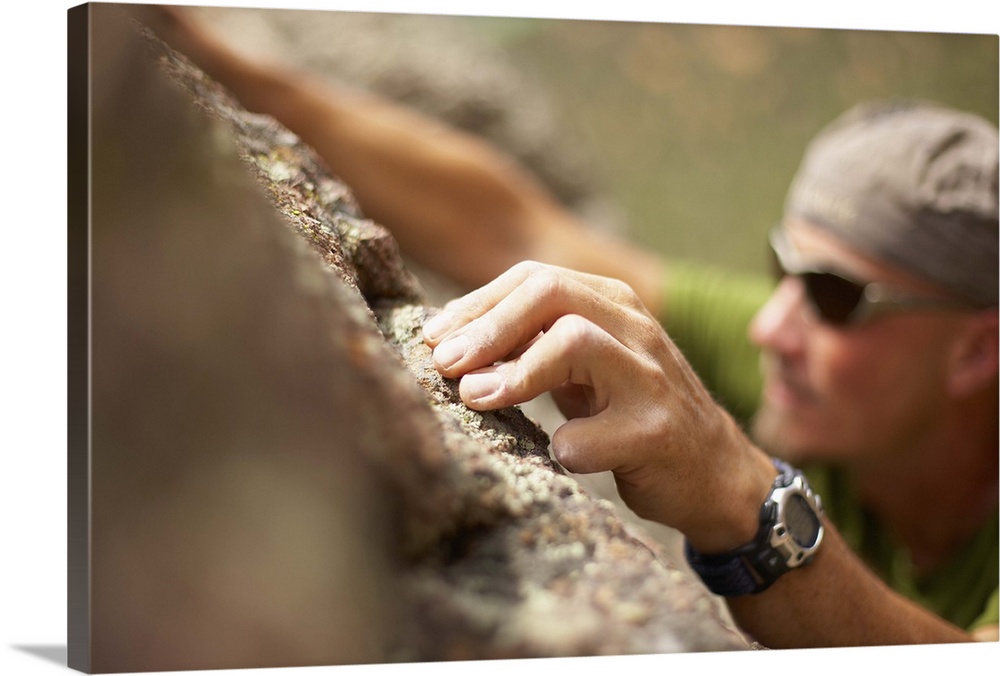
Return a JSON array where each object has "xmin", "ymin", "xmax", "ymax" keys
[{"xmin": 784, "ymin": 100, "xmax": 998, "ymax": 308}]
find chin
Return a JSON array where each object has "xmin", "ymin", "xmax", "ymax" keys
[{"xmin": 750, "ymin": 406, "xmax": 837, "ymax": 466}]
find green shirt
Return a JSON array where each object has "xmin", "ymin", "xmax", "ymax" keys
[{"xmin": 660, "ymin": 261, "xmax": 999, "ymax": 632}]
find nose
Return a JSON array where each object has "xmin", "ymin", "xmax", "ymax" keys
[{"xmin": 749, "ymin": 276, "xmax": 809, "ymax": 355}]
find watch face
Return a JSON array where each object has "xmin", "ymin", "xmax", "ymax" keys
[{"xmin": 784, "ymin": 494, "xmax": 821, "ymax": 547}]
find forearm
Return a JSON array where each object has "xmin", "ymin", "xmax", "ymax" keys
[
  {"xmin": 153, "ymin": 8, "xmax": 666, "ymax": 312},
  {"xmin": 724, "ymin": 520, "xmax": 973, "ymax": 648},
  {"xmin": 671, "ymin": 430, "xmax": 975, "ymax": 648}
]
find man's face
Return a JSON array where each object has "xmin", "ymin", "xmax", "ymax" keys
[{"xmin": 748, "ymin": 218, "xmax": 966, "ymax": 466}]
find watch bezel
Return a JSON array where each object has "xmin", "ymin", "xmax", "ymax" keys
[{"xmin": 763, "ymin": 474, "xmax": 824, "ymax": 570}]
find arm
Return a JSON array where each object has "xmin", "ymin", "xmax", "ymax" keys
[
  {"xmin": 148, "ymin": 6, "xmax": 665, "ymax": 313},
  {"xmin": 726, "ymin": 525, "xmax": 973, "ymax": 647},
  {"xmin": 422, "ymin": 260, "xmax": 980, "ymax": 648}
]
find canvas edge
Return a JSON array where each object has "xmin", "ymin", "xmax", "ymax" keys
[{"xmin": 67, "ymin": 3, "xmax": 92, "ymax": 674}]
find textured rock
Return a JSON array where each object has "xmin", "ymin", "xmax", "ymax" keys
[{"xmin": 79, "ymin": 5, "xmax": 752, "ymax": 672}]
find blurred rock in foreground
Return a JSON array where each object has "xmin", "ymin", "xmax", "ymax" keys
[{"xmin": 73, "ymin": 4, "xmax": 752, "ymax": 673}]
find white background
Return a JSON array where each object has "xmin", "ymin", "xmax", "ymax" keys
[{"xmin": 2, "ymin": 1, "xmax": 998, "ymax": 675}]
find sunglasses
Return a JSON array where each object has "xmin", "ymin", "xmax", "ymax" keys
[{"xmin": 768, "ymin": 228, "xmax": 970, "ymax": 326}]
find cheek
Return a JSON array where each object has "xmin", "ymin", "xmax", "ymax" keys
[
  {"xmin": 814, "ymin": 338, "xmax": 891, "ymax": 402},
  {"xmin": 811, "ymin": 328, "xmax": 944, "ymax": 430}
]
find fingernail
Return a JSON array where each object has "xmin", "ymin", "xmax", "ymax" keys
[
  {"xmin": 461, "ymin": 371, "xmax": 502, "ymax": 403},
  {"xmin": 433, "ymin": 334, "xmax": 468, "ymax": 370},
  {"xmin": 422, "ymin": 310, "xmax": 454, "ymax": 342}
]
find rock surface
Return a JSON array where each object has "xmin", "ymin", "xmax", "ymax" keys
[{"xmin": 79, "ymin": 5, "xmax": 752, "ymax": 672}]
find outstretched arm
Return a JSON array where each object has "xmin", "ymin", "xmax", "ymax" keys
[{"xmin": 148, "ymin": 6, "xmax": 666, "ymax": 314}]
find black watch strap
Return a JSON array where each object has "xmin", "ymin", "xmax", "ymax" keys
[{"xmin": 683, "ymin": 538, "xmax": 767, "ymax": 596}]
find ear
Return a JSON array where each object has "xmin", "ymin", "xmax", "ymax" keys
[{"xmin": 946, "ymin": 310, "xmax": 999, "ymax": 398}]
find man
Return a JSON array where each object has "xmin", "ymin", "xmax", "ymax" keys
[{"xmin": 151, "ymin": 6, "xmax": 998, "ymax": 648}]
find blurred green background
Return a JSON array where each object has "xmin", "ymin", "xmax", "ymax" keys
[{"xmin": 457, "ymin": 17, "xmax": 998, "ymax": 275}]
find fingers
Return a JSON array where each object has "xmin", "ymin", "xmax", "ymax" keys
[
  {"xmin": 421, "ymin": 260, "xmax": 678, "ymax": 481},
  {"xmin": 459, "ymin": 314, "xmax": 626, "ymax": 407},
  {"xmin": 423, "ymin": 260, "xmax": 643, "ymax": 343},
  {"xmin": 425, "ymin": 261, "xmax": 648, "ymax": 378},
  {"xmin": 456, "ymin": 313, "xmax": 658, "ymax": 476}
]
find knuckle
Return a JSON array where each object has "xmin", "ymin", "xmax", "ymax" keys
[
  {"xmin": 511, "ymin": 259, "xmax": 548, "ymax": 278},
  {"xmin": 637, "ymin": 315, "xmax": 670, "ymax": 350},
  {"xmin": 523, "ymin": 267, "xmax": 565, "ymax": 302},
  {"xmin": 551, "ymin": 314, "xmax": 597, "ymax": 350},
  {"xmin": 440, "ymin": 298, "xmax": 480, "ymax": 327},
  {"xmin": 503, "ymin": 360, "xmax": 531, "ymax": 398},
  {"xmin": 500, "ymin": 351, "xmax": 545, "ymax": 401},
  {"xmin": 606, "ymin": 278, "xmax": 642, "ymax": 309}
]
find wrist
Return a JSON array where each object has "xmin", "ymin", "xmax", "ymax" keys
[{"xmin": 684, "ymin": 449, "xmax": 777, "ymax": 554}]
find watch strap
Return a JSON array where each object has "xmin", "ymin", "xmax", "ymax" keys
[
  {"xmin": 682, "ymin": 538, "xmax": 766, "ymax": 596},
  {"xmin": 684, "ymin": 458, "xmax": 809, "ymax": 597}
]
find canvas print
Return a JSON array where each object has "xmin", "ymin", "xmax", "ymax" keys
[{"xmin": 67, "ymin": 2, "xmax": 998, "ymax": 673}]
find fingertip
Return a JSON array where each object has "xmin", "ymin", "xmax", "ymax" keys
[
  {"xmin": 422, "ymin": 309, "xmax": 455, "ymax": 344},
  {"xmin": 549, "ymin": 418, "xmax": 597, "ymax": 474},
  {"xmin": 431, "ymin": 334, "xmax": 468, "ymax": 372},
  {"xmin": 459, "ymin": 370, "xmax": 503, "ymax": 408}
]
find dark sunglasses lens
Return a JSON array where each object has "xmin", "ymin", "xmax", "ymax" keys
[{"xmin": 802, "ymin": 272, "xmax": 864, "ymax": 324}]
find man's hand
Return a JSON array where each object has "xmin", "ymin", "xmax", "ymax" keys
[{"xmin": 422, "ymin": 261, "xmax": 776, "ymax": 552}]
